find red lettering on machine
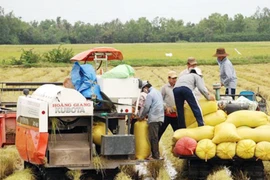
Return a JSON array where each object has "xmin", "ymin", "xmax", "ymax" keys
[{"xmin": 52, "ymin": 103, "xmax": 72, "ymax": 107}]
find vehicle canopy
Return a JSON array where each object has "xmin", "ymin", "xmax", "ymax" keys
[{"xmin": 70, "ymin": 47, "xmax": 123, "ymax": 71}]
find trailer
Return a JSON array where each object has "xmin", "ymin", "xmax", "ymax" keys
[{"xmin": 176, "ymin": 86, "xmax": 268, "ymax": 180}]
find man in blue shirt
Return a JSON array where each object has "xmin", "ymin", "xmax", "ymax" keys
[
  {"xmin": 214, "ymin": 48, "xmax": 237, "ymax": 99},
  {"xmin": 140, "ymin": 81, "xmax": 164, "ymax": 160}
]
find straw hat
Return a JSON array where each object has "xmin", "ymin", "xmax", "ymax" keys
[
  {"xmin": 213, "ymin": 48, "xmax": 229, "ymax": 57},
  {"xmin": 187, "ymin": 57, "xmax": 197, "ymax": 65}
]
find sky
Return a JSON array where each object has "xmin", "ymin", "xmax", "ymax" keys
[{"xmin": 1, "ymin": 0, "xmax": 270, "ymax": 25}]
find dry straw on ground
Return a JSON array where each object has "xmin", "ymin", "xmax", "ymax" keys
[
  {"xmin": 0, "ymin": 146, "xmax": 23, "ymax": 179},
  {"xmin": 114, "ymin": 171, "xmax": 132, "ymax": 180},
  {"xmin": 66, "ymin": 170, "xmax": 82, "ymax": 180},
  {"xmin": 207, "ymin": 167, "xmax": 233, "ymax": 180},
  {"xmin": 3, "ymin": 169, "xmax": 35, "ymax": 180}
]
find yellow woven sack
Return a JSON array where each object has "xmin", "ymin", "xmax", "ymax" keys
[
  {"xmin": 195, "ymin": 139, "xmax": 216, "ymax": 161},
  {"xmin": 187, "ymin": 110, "xmax": 227, "ymax": 128},
  {"xmin": 212, "ymin": 122, "xmax": 241, "ymax": 144},
  {"xmin": 204, "ymin": 110, "xmax": 227, "ymax": 126},
  {"xmin": 173, "ymin": 125, "xmax": 214, "ymax": 142},
  {"xmin": 93, "ymin": 122, "xmax": 113, "ymax": 145},
  {"xmin": 236, "ymin": 139, "xmax": 256, "ymax": 159},
  {"xmin": 216, "ymin": 142, "xmax": 236, "ymax": 159},
  {"xmin": 226, "ymin": 110, "xmax": 268, "ymax": 127},
  {"xmin": 255, "ymin": 141, "xmax": 270, "ymax": 160},
  {"xmin": 237, "ymin": 126, "xmax": 270, "ymax": 142},
  {"xmin": 134, "ymin": 120, "xmax": 151, "ymax": 160},
  {"xmin": 187, "ymin": 122, "xmax": 198, "ymax": 128},
  {"xmin": 184, "ymin": 98, "xmax": 218, "ymax": 127},
  {"xmin": 255, "ymin": 125, "xmax": 270, "ymax": 129}
]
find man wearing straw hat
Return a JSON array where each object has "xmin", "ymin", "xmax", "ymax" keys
[
  {"xmin": 179, "ymin": 57, "xmax": 205, "ymax": 99},
  {"xmin": 213, "ymin": 48, "xmax": 237, "ymax": 99}
]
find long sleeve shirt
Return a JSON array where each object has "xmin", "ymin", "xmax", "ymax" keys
[
  {"xmin": 160, "ymin": 83, "xmax": 177, "ymax": 117},
  {"xmin": 179, "ymin": 68, "xmax": 203, "ymax": 99},
  {"xmin": 140, "ymin": 87, "xmax": 164, "ymax": 123},
  {"xmin": 161, "ymin": 83, "xmax": 175, "ymax": 108},
  {"xmin": 137, "ymin": 92, "xmax": 147, "ymax": 117},
  {"xmin": 174, "ymin": 73, "xmax": 211, "ymax": 100},
  {"xmin": 217, "ymin": 58, "xmax": 237, "ymax": 88}
]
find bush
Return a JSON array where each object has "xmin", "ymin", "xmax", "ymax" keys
[
  {"xmin": 10, "ymin": 57, "xmax": 23, "ymax": 65},
  {"xmin": 20, "ymin": 48, "xmax": 40, "ymax": 64},
  {"xmin": 43, "ymin": 45, "xmax": 74, "ymax": 63}
]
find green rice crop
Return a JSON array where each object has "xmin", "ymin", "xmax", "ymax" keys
[{"xmin": 1, "ymin": 42, "xmax": 270, "ymax": 66}]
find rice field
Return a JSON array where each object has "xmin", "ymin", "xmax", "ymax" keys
[
  {"xmin": 1, "ymin": 42, "xmax": 270, "ymax": 64},
  {"xmin": 1, "ymin": 64, "xmax": 270, "ymax": 107}
]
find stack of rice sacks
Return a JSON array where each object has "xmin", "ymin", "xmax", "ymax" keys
[{"xmin": 173, "ymin": 101, "xmax": 270, "ymax": 161}]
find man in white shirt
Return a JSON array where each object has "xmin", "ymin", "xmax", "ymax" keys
[
  {"xmin": 174, "ymin": 68, "xmax": 215, "ymax": 128},
  {"xmin": 159, "ymin": 71, "xmax": 178, "ymax": 140}
]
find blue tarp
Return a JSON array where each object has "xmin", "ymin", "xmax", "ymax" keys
[{"xmin": 71, "ymin": 62, "xmax": 103, "ymax": 100}]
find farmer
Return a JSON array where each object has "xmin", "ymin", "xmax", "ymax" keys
[
  {"xmin": 159, "ymin": 71, "xmax": 178, "ymax": 140},
  {"xmin": 63, "ymin": 77, "xmax": 75, "ymax": 89},
  {"xmin": 179, "ymin": 57, "xmax": 205, "ymax": 99},
  {"xmin": 130, "ymin": 90, "xmax": 147, "ymax": 134},
  {"xmin": 173, "ymin": 68, "xmax": 215, "ymax": 128},
  {"xmin": 140, "ymin": 81, "xmax": 164, "ymax": 160},
  {"xmin": 179, "ymin": 57, "xmax": 198, "ymax": 76},
  {"xmin": 214, "ymin": 48, "xmax": 237, "ymax": 99}
]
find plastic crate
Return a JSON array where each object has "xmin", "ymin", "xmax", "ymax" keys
[{"xmin": 239, "ymin": 91, "xmax": 255, "ymax": 101}]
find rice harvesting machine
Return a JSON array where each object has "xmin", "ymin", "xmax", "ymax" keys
[{"xmin": 14, "ymin": 47, "xmax": 143, "ymax": 179}]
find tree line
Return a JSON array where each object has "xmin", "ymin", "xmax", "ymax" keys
[{"xmin": 0, "ymin": 6, "xmax": 270, "ymax": 44}]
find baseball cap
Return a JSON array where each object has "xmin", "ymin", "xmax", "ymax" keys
[{"xmin": 168, "ymin": 71, "xmax": 177, "ymax": 78}]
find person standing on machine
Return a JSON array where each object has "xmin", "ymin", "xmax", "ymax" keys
[{"xmin": 213, "ymin": 48, "xmax": 237, "ymax": 99}]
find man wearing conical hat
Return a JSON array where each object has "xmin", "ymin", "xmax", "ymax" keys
[{"xmin": 213, "ymin": 48, "xmax": 237, "ymax": 99}]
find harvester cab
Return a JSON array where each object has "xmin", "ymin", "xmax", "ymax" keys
[{"xmin": 15, "ymin": 47, "xmax": 142, "ymax": 179}]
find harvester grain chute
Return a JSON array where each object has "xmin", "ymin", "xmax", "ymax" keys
[{"xmin": 14, "ymin": 47, "xmax": 143, "ymax": 179}]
